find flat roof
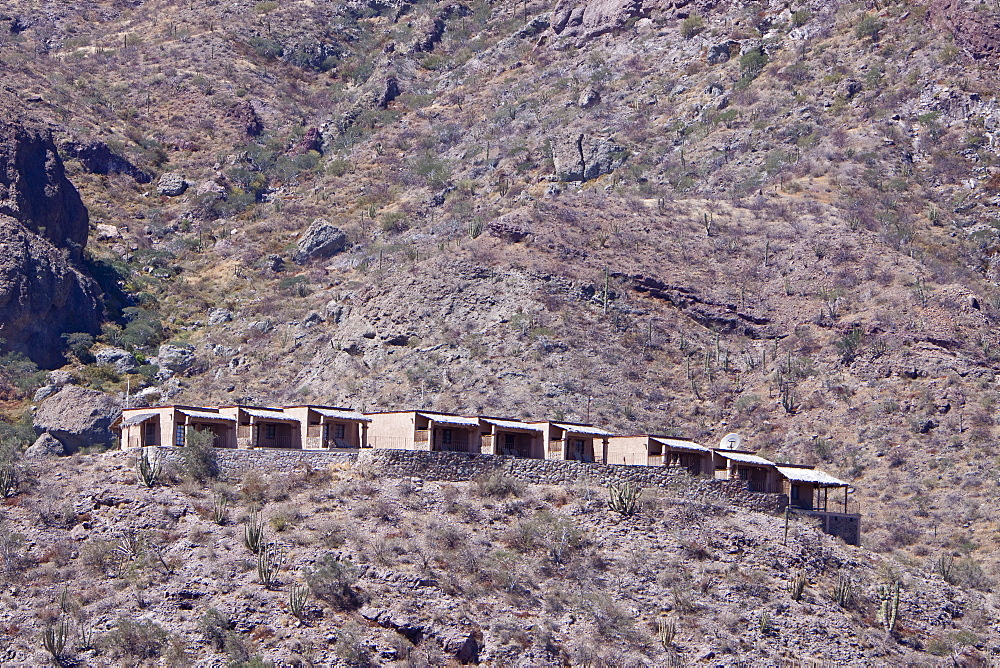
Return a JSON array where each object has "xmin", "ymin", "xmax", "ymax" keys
[
  {"xmin": 178, "ymin": 408, "xmax": 236, "ymax": 422},
  {"xmin": 776, "ymin": 466, "xmax": 848, "ymax": 487},
  {"xmin": 311, "ymin": 407, "xmax": 370, "ymax": 421},
  {"xmin": 651, "ymin": 437, "xmax": 712, "ymax": 453},
  {"xmin": 716, "ymin": 450, "xmax": 775, "ymax": 466},
  {"xmin": 241, "ymin": 408, "xmax": 298, "ymax": 422},
  {"xmin": 481, "ymin": 417, "xmax": 543, "ymax": 432},
  {"xmin": 122, "ymin": 412, "xmax": 157, "ymax": 426},
  {"xmin": 552, "ymin": 423, "xmax": 614, "ymax": 437},
  {"xmin": 417, "ymin": 413, "xmax": 480, "ymax": 427}
]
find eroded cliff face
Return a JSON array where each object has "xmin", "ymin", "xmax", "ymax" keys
[{"xmin": 0, "ymin": 116, "xmax": 102, "ymax": 368}]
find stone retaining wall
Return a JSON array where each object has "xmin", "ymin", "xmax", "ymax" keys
[
  {"xmin": 150, "ymin": 446, "xmax": 359, "ymax": 480},
  {"xmin": 147, "ymin": 446, "xmax": 786, "ymax": 514}
]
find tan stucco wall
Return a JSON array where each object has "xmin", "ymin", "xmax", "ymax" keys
[
  {"xmin": 606, "ymin": 436, "xmax": 651, "ymax": 466},
  {"xmin": 367, "ymin": 412, "xmax": 420, "ymax": 450}
]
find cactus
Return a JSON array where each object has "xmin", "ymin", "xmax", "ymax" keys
[
  {"xmin": 257, "ymin": 542, "xmax": 281, "ymax": 589},
  {"xmin": 877, "ymin": 581, "xmax": 900, "ymax": 634},
  {"xmin": 243, "ymin": 510, "xmax": 267, "ymax": 555},
  {"xmin": 833, "ymin": 573, "xmax": 855, "ymax": 608},
  {"xmin": 42, "ymin": 617, "xmax": 70, "ymax": 663},
  {"xmin": 656, "ymin": 617, "xmax": 676, "ymax": 649},
  {"xmin": 758, "ymin": 610, "xmax": 773, "ymax": 635},
  {"xmin": 789, "ymin": 572, "xmax": 806, "ymax": 601},
  {"xmin": 136, "ymin": 448, "xmax": 161, "ymax": 488},
  {"xmin": 469, "ymin": 218, "xmax": 484, "ymax": 239},
  {"xmin": 608, "ymin": 480, "xmax": 641, "ymax": 516},
  {"xmin": 212, "ymin": 495, "xmax": 229, "ymax": 526},
  {"xmin": 0, "ymin": 466, "xmax": 15, "ymax": 498},
  {"xmin": 289, "ymin": 584, "xmax": 309, "ymax": 620}
]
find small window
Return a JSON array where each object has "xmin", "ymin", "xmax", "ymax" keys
[
  {"xmin": 505, "ymin": 433, "xmax": 516, "ymax": 448},
  {"xmin": 790, "ymin": 485, "xmax": 800, "ymax": 500},
  {"xmin": 442, "ymin": 429, "xmax": 453, "ymax": 445},
  {"xmin": 175, "ymin": 425, "xmax": 185, "ymax": 447},
  {"xmin": 334, "ymin": 423, "xmax": 346, "ymax": 439},
  {"xmin": 265, "ymin": 424, "xmax": 276, "ymax": 439}
]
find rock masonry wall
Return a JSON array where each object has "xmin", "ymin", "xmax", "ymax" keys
[{"xmin": 149, "ymin": 446, "xmax": 787, "ymax": 514}]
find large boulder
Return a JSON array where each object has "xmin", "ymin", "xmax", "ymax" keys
[
  {"xmin": 94, "ymin": 346, "xmax": 138, "ymax": 374},
  {"xmin": 552, "ymin": 133, "xmax": 628, "ymax": 182},
  {"xmin": 60, "ymin": 140, "xmax": 152, "ymax": 183},
  {"xmin": 157, "ymin": 343, "xmax": 195, "ymax": 372},
  {"xmin": 293, "ymin": 219, "xmax": 347, "ymax": 264},
  {"xmin": 33, "ymin": 386, "xmax": 122, "ymax": 452},
  {"xmin": 24, "ymin": 432, "xmax": 65, "ymax": 458},
  {"xmin": 157, "ymin": 172, "xmax": 188, "ymax": 196}
]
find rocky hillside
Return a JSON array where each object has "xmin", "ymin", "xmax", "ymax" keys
[
  {"xmin": 1, "ymin": 0, "xmax": 1000, "ymax": 659},
  {"xmin": 0, "ymin": 452, "xmax": 993, "ymax": 665}
]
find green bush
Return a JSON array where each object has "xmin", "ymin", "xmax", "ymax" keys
[
  {"xmin": 680, "ymin": 13, "xmax": 704, "ymax": 38},
  {"xmin": 102, "ymin": 617, "xmax": 168, "ymax": 663},
  {"xmin": 855, "ymin": 13, "xmax": 885, "ymax": 42},
  {"xmin": 181, "ymin": 428, "xmax": 218, "ymax": 482},
  {"xmin": 306, "ymin": 553, "xmax": 363, "ymax": 610},
  {"xmin": 62, "ymin": 332, "xmax": 95, "ymax": 363},
  {"xmin": 739, "ymin": 47, "xmax": 768, "ymax": 81}
]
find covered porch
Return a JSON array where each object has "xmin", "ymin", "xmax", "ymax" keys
[
  {"xmin": 416, "ymin": 413, "xmax": 481, "ymax": 453},
  {"xmin": 221, "ymin": 406, "xmax": 300, "ymax": 449},
  {"xmin": 652, "ymin": 437, "xmax": 713, "ymax": 475},
  {"xmin": 713, "ymin": 450, "xmax": 782, "ymax": 494},
  {"xmin": 479, "ymin": 418, "xmax": 544, "ymax": 459},
  {"xmin": 285, "ymin": 406, "xmax": 370, "ymax": 449},
  {"xmin": 776, "ymin": 465, "xmax": 854, "ymax": 512},
  {"xmin": 538, "ymin": 422, "xmax": 612, "ymax": 463}
]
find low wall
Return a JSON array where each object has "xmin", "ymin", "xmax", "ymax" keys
[
  {"xmin": 355, "ymin": 449, "xmax": 787, "ymax": 514},
  {"xmin": 144, "ymin": 446, "xmax": 787, "ymax": 514},
  {"xmin": 150, "ymin": 446, "xmax": 359, "ymax": 479}
]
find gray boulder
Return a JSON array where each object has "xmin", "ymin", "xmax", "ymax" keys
[
  {"xmin": 157, "ymin": 172, "xmax": 188, "ymax": 196},
  {"xmin": 33, "ymin": 385, "xmax": 59, "ymax": 402},
  {"xmin": 48, "ymin": 370, "xmax": 75, "ymax": 386},
  {"xmin": 553, "ymin": 133, "xmax": 628, "ymax": 182},
  {"xmin": 95, "ymin": 346, "xmax": 138, "ymax": 374},
  {"xmin": 293, "ymin": 219, "xmax": 347, "ymax": 264},
  {"xmin": 33, "ymin": 385, "xmax": 122, "ymax": 452},
  {"xmin": 207, "ymin": 308, "xmax": 233, "ymax": 325},
  {"xmin": 25, "ymin": 432, "xmax": 65, "ymax": 458},
  {"xmin": 157, "ymin": 344, "xmax": 195, "ymax": 372}
]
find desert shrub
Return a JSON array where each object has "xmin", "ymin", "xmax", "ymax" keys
[
  {"xmin": 80, "ymin": 538, "xmax": 118, "ymax": 576},
  {"xmin": 102, "ymin": 617, "xmax": 168, "ymax": 662},
  {"xmin": 335, "ymin": 621, "xmax": 372, "ymax": 667},
  {"xmin": 508, "ymin": 511, "xmax": 582, "ymax": 564},
  {"xmin": 473, "ymin": 471, "xmax": 524, "ymax": 499},
  {"xmin": 739, "ymin": 47, "xmax": 768, "ymax": 82},
  {"xmin": 855, "ymin": 13, "xmax": 885, "ymax": 42},
  {"xmin": 62, "ymin": 332, "xmax": 95, "ymax": 363},
  {"xmin": 679, "ymin": 12, "xmax": 704, "ymax": 38},
  {"xmin": 0, "ymin": 345, "xmax": 47, "ymax": 399},
  {"xmin": 306, "ymin": 553, "xmax": 363, "ymax": 610},
  {"xmin": 240, "ymin": 471, "xmax": 269, "ymax": 506},
  {"xmin": 181, "ymin": 428, "xmax": 218, "ymax": 483},
  {"xmin": 0, "ymin": 521, "xmax": 25, "ymax": 573},
  {"xmin": 198, "ymin": 608, "xmax": 233, "ymax": 650}
]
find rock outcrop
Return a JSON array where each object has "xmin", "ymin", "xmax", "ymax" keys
[
  {"xmin": 0, "ymin": 117, "xmax": 103, "ymax": 368},
  {"xmin": 157, "ymin": 172, "xmax": 188, "ymax": 196},
  {"xmin": 32, "ymin": 385, "xmax": 122, "ymax": 452},
  {"xmin": 60, "ymin": 140, "xmax": 152, "ymax": 183},
  {"xmin": 293, "ymin": 219, "xmax": 347, "ymax": 264},
  {"xmin": 929, "ymin": 0, "xmax": 1000, "ymax": 61},
  {"xmin": 0, "ymin": 217, "xmax": 103, "ymax": 368},
  {"xmin": 0, "ymin": 120, "xmax": 90, "ymax": 258},
  {"xmin": 552, "ymin": 132, "xmax": 628, "ymax": 182}
]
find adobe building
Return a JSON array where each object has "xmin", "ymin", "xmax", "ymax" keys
[
  {"xmin": 526, "ymin": 421, "xmax": 613, "ymax": 463},
  {"xmin": 217, "ymin": 406, "xmax": 301, "ymax": 449},
  {"xmin": 476, "ymin": 417, "xmax": 545, "ymax": 458},
  {"xmin": 116, "ymin": 405, "xmax": 236, "ymax": 449},
  {"xmin": 712, "ymin": 449, "xmax": 783, "ymax": 494},
  {"xmin": 606, "ymin": 435, "xmax": 713, "ymax": 474},
  {"xmin": 366, "ymin": 411, "xmax": 482, "ymax": 453},
  {"xmin": 281, "ymin": 406, "xmax": 370, "ymax": 449}
]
